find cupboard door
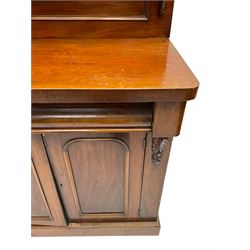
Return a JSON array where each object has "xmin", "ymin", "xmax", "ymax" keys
[
  {"xmin": 43, "ymin": 132, "xmax": 145, "ymax": 222},
  {"xmin": 32, "ymin": 134, "xmax": 66, "ymax": 226}
]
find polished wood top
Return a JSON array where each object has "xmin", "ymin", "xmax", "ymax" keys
[{"xmin": 32, "ymin": 38, "xmax": 199, "ymax": 103}]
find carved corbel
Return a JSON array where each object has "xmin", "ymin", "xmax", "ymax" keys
[{"xmin": 152, "ymin": 137, "xmax": 169, "ymax": 165}]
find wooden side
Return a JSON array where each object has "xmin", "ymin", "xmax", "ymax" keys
[
  {"xmin": 32, "ymin": 1, "xmax": 174, "ymax": 38},
  {"xmin": 152, "ymin": 102, "xmax": 186, "ymax": 137},
  {"xmin": 32, "ymin": 220, "xmax": 160, "ymax": 236},
  {"xmin": 31, "ymin": 134, "xmax": 66, "ymax": 226},
  {"xmin": 140, "ymin": 134, "xmax": 172, "ymax": 218},
  {"xmin": 43, "ymin": 132, "xmax": 146, "ymax": 221},
  {"xmin": 32, "ymin": 104, "xmax": 152, "ymax": 129}
]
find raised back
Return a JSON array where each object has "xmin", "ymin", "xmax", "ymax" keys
[{"xmin": 32, "ymin": 0, "xmax": 175, "ymax": 38}]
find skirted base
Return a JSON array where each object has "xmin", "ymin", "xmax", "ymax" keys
[{"xmin": 32, "ymin": 219, "xmax": 160, "ymax": 236}]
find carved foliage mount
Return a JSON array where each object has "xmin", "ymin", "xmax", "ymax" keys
[{"xmin": 152, "ymin": 137, "xmax": 169, "ymax": 166}]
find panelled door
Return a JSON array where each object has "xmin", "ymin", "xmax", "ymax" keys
[
  {"xmin": 43, "ymin": 131, "xmax": 146, "ymax": 222},
  {"xmin": 32, "ymin": 134, "xmax": 66, "ymax": 226}
]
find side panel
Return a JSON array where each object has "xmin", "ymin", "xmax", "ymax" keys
[{"xmin": 140, "ymin": 133, "xmax": 172, "ymax": 218}]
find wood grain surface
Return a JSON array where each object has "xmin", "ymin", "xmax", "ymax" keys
[
  {"xmin": 140, "ymin": 134, "xmax": 172, "ymax": 218},
  {"xmin": 32, "ymin": 38, "xmax": 199, "ymax": 103},
  {"xmin": 32, "ymin": 1, "xmax": 147, "ymax": 20},
  {"xmin": 32, "ymin": 104, "xmax": 152, "ymax": 129},
  {"xmin": 32, "ymin": 134, "xmax": 66, "ymax": 226},
  {"xmin": 32, "ymin": 219, "xmax": 160, "ymax": 236},
  {"xmin": 32, "ymin": 1, "xmax": 174, "ymax": 38},
  {"xmin": 31, "ymin": 0, "xmax": 198, "ymax": 236},
  {"xmin": 43, "ymin": 132, "xmax": 146, "ymax": 221}
]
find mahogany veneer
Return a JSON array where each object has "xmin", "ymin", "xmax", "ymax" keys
[
  {"xmin": 31, "ymin": 0, "xmax": 198, "ymax": 236},
  {"xmin": 32, "ymin": 38, "xmax": 198, "ymax": 103}
]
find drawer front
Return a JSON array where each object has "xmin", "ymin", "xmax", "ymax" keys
[{"xmin": 32, "ymin": 104, "xmax": 152, "ymax": 130}]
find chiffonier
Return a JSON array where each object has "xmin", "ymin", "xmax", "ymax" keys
[{"xmin": 31, "ymin": 0, "xmax": 199, "ymax": 236}]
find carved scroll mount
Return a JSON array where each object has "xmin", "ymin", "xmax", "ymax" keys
[{"xmin": 152, "ymin": 137, "xmax": 169, "ymax": 166}]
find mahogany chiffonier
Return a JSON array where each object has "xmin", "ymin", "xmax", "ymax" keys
[{"xmin": 31, "ymin": 0, "xmax": 199, "ymax": 236}]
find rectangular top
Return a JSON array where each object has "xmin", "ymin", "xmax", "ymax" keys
[{"xmin": 32, "ymin": 38, "xmax": 199, "ymax": 103}]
